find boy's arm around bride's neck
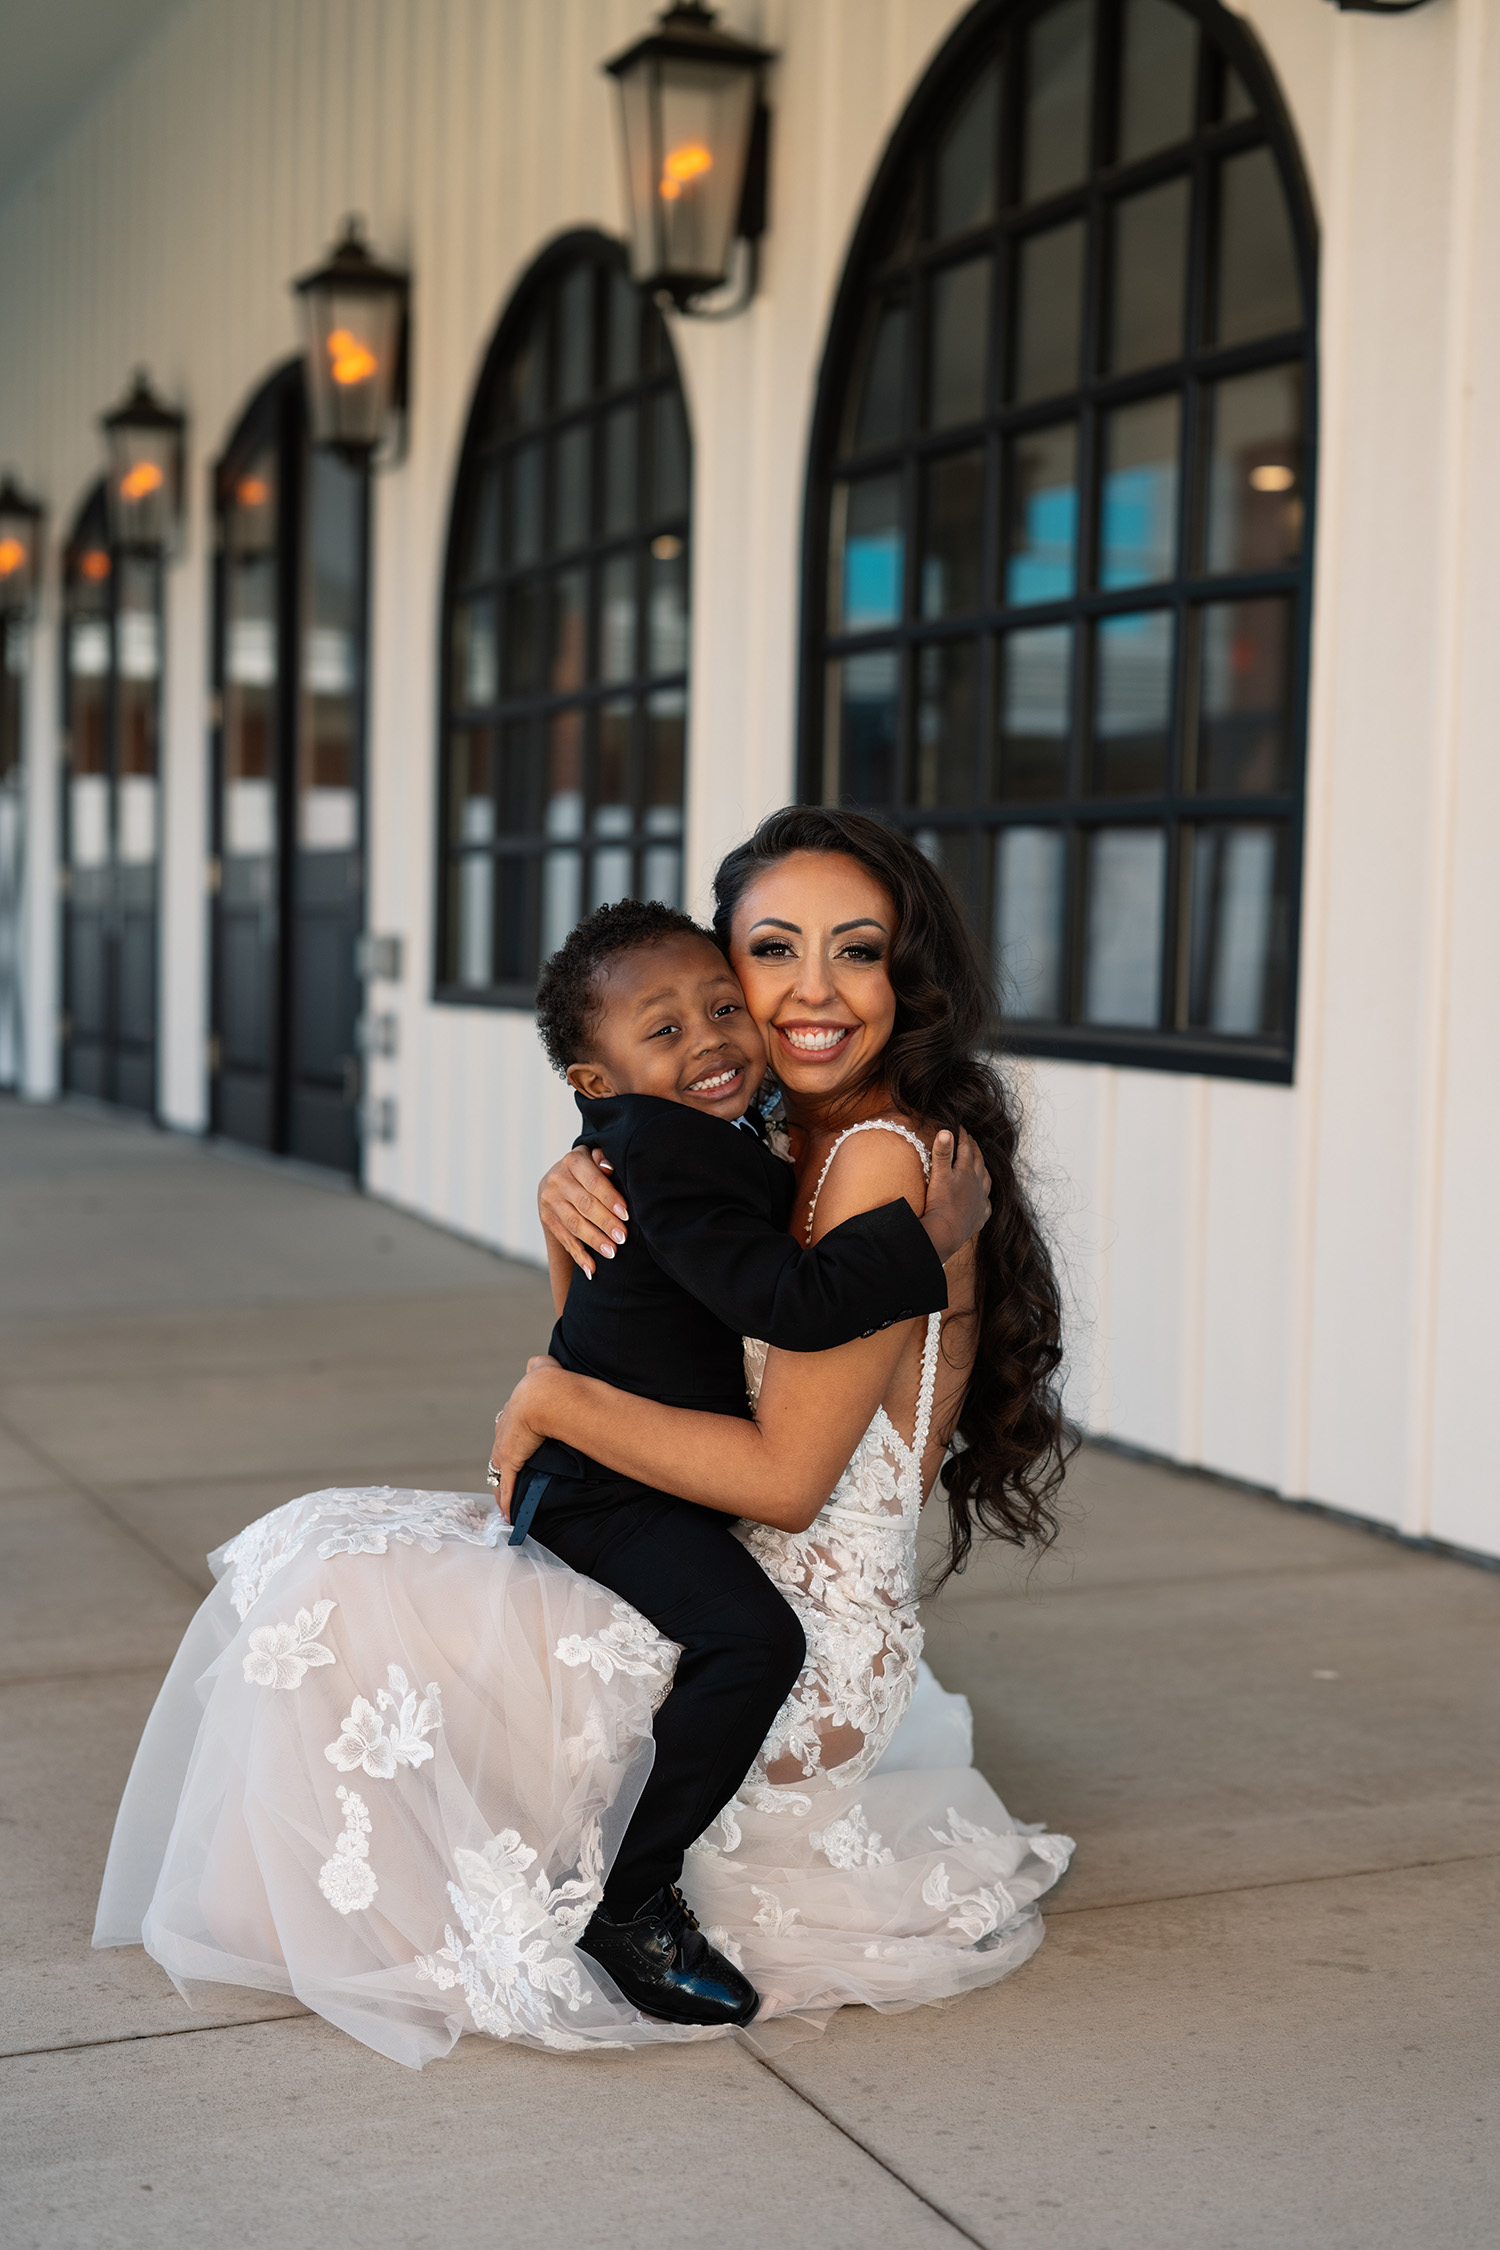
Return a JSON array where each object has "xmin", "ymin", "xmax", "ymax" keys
[{"xmin": 508, "ymin": 1128, "xmax": 943, "ymax": 1533}]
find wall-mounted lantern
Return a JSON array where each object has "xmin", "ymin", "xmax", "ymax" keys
[
  {"xmin": 101, "ymin": 371, "xmax": 186, "ymax": 552},
  {"xmin": 294, "ymin": 219, "xmax": 410, "ymax": 463},
  {"xmin": 0, "ymin": 476, "xmax": 44, "ymax": 618},
  {"xmin": 604, "ymin": 2, "xmax": 775, "ymax": 315}
]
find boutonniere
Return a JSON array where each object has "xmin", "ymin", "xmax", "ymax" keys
[{"xmin": 756, "ymin": 1078, "xmax": 794, "ymax": 1166}]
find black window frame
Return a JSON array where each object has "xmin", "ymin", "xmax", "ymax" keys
[
  {"xmin": 435, "ymin": 229, "xmax": 693, "ymax": 1009},
  {"xmin": 799, "ymin": 0, "xmax": 1319, "ymax": 1083}
]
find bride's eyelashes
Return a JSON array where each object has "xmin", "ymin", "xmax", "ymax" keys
[{"xmin": 746, "ymin": 938, "xmax": 885, "ymax": 965}]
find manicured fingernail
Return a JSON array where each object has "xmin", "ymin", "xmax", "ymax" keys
[
  {"xmin": 613, "ymin": 1205, "xmax": 628, "ymax": 1220},
  {"xmin": 600, "ymin": 1243, "xmax": 614, "ymax": 1258},
  {"xmin": 611, "ymin": 1229, "xmax": 626, "ymax": 1244}
]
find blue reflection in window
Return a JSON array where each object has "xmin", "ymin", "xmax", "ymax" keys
[
  {"xmin": 1099, "ymin": 398, "xmax": 1180, "ymax": 587},
  {"xmin": 1008, "ymin": 483, "xmax": 1078, "ymax": 604},
  {"xmin": 1007, "ymin": 425, "xmax": 1078, "ymax": 607},
  {"xmin": 845, "ymin": 533, "xmax": 904, "ymax": 628},
  {"xmin": 1099, "ymin": 467, "xmax": 1177, "ymax": 587}
]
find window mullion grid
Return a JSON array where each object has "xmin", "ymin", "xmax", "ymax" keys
[
  {"xmin": 820, "ymin": 555, "xmax": 1296, "ymax": 660},
  {"xmin": 806, "ymin": 7, "xmax": 1309, "ymax": 1069},
  {"xmin": 1093, "ymin": 0, "xmax": 1120, "ymax": 178}
]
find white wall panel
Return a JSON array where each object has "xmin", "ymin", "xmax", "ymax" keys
[
  {"xmin": 1101, "ymin": 1073, "xmax": 1199, "ymax": 1461},
  {"xmin": 1199, "ymin": 1080, "xmax": 1295, "ymax": 1494},
  {"xmin": 1027, "ymin": 1059, "xmax": 1114, "ymax": 1437},
  {"xmin": 1424, "ymin": 0, "xmax": 1500, "ymax": 1558}
]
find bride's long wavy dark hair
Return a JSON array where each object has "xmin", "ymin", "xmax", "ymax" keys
[{"xmin": 712, "ymin": 807, "xmax": 1073, "ymax": 1581}]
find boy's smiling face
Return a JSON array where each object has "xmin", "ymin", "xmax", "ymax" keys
[{"xmin": 565, "ymin": 933, "xmax": 766, "ymax": 1119}]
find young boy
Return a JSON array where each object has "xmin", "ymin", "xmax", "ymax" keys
[{"xmin": 499, "ymin": 899, "xmax": 987, "ymax": 2030}]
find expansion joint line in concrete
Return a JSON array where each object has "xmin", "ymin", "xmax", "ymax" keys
[
  {"xmin": 5, "ymin": 2015, "xmax": 981, "ymax": 2244},
  {"xmin": 1, "ymin": 2012, "xmax": 308, "ymax": 2063},
  {"xmin": 0, "ymin": 1399, "xmax": 206, "ymax": 1599},
  {"xmin": 1046, "ymin": 1844, "xmax": 1500, "ymax": 1919},
  {"xmin": 749, "ymin": 2052, "xmax": 990, "ymax": 2248}
]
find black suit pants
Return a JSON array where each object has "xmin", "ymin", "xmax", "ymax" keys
[{"xmin": 529, "ymin": 1476, "xmax": 806, "ymax": 1918}]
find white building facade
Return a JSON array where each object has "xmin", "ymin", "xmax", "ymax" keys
[{"xmin": 0, "ymin": 0, "xmax": 1495, "ymax": 1560}]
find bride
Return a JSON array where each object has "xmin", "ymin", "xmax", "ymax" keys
[{"xmin": 94, "ymin": 808, "xmax": 1075, "ymax": 2065}]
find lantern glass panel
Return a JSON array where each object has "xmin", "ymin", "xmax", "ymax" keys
[
  {"xmin": 617, "ymin": 59, "xmax": 758, "ymax": 295},
  {"xmin": 108, "ymin": 427, "xmax": 177, "ymax": 551},
  {"xmin": 301, "ymin": 285, "xmax": 404, "ymax": 452},
  {"xmin": 0, "ymin": 510, "xmax": 39, "ymax": 616}
]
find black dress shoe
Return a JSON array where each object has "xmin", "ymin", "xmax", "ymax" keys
[{"xmin": 577, "ymin": 1885, "xmax": 760, "ymax": 2028}]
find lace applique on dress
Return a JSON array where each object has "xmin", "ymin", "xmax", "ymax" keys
[
  {"xmin": 413, "ymin": 1818, "xmax": 615, "ymax": 2052},
  {"xmin": 810, "ymin": 1804, "xmax": 895, "ymax": 1871},
  {"xmin": 325, "ymin": 1665, "xmax": 443, "ymax": 1779},
  {"xmin": 555, "ymin": 1599, "xmax": 680, "ymax": 1707},
  {"xmin": 921, "ymin": 1860, "xmax": 1020, "ymax": 1944},
  {"xmin": 736, "ymin": 1119, "xmax": 944, "ymax": 1795},
  {"xmin": 318, "ymin": 1787, "xmax": 377, "ymax": 1914},
  {"xmin": 241, "ymin": 1599, "xmax": 337, "ymax": 1689},
  {"xmin": 218, "ymin": 1487, "xmax": 503, "ymax": 1620}
]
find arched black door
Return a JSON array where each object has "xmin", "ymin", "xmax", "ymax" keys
[
  {"xmin": 59, "ymin": 486, "xmax": 161, "ymax": 1111},
  {"xmin": 210, "ymin": 364, "xmax": 368, "ymax": 1173},
  {"xmin": 0, "ymin": 615, "xmax": 24, "ymax": 1089}
]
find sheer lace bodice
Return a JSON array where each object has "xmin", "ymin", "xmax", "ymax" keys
[{"xmin": 733, "ymin": 1121, "xmax": 942, "ymax": 1795}]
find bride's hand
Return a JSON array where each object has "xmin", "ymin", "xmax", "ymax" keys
[
  {"xmin": 538, "ymin": 1149, "xmax": 630, "ymax": 1280},
  {"xmin": 920, "ymin": 1127, "xmax": 992, "ymax": 1263},
  {"xmin": 489, "ymin": 1356, "xmax": 560, "ymax": 1521}
]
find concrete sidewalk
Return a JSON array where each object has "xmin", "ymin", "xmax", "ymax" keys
[{"xmin": 1, "ymin": 1098, "xmax": 1494, "ymax": 2250}]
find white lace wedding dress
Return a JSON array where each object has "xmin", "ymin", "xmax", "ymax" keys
[{"xmin": 94, "ymin": 1122, "xmax": 1073, "ymax": 2067}]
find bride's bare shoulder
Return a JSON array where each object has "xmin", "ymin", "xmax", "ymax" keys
[{"xmin": 805, "ymin": 1120, "xmax": 931, "ymax": 1240}]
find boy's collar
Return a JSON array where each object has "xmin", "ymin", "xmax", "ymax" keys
[{"xmin": 572, "ymin": 1088, "xmax": 763, "ymax": 1137}]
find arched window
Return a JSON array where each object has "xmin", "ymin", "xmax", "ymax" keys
[
  {"xmin": 804, "ymin": 0, "xmax": 1314, "ymax": 1079},
  {"xmin": 438, "ymin": 232, "xmax": 691, "ymax": 1001}
]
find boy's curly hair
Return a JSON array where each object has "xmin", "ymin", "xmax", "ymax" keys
[{"xmin": 535, "ymin": 897, "xmax": 709, "ymax": 1076}]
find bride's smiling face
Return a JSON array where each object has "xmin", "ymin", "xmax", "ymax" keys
[{"xmin": 727, "ymin": 851, "xmax": 898, "ymax": 1112}]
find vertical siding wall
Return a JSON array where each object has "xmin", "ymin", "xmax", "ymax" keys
[{"xmin": 0, "ymin": 0, "xmax": 1494, "ymax": 1560}]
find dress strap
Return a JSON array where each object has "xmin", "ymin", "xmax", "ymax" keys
[
  {"xmin": 803, "ymin": 1118, "xmax": 932, "ymax": 1244},
  {"xmin": 909, "ymin": 1312, "xmax": 943, "ymax": 1475}
]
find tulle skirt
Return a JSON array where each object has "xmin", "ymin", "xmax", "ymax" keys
[{"xmin": 94, "ymin": 1488, "xmax": 1073, "ymax": 2067}]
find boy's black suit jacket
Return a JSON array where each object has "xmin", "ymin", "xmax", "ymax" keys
[{"xmin": 526, "ymin": 1093, "xmax": 946, "ymax": 1497}]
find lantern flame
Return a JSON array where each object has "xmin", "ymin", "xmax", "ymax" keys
[
  {"xmin": 327, "ymin": 328, "xmax": 379, "ymax": 386},
  {"xmin": 659, "ymin": 140, "xmax": 713, "ymax": 201},
  {"xmin": 0, "ymin": 536, "xmax": 25, "ymax": 578},
  {"xmin": 238, "ymin": 476, "xmax": 269, "ymax": 507},
  {"xmin": 1249, "ymin": 463, "xmax": 1295, "ymax": 493},
  {"xmin": 80, "ymin": 549, "xmax": 111, "ymax": 582},
  {"xmin": 120, "ymin": 461, "xmax": 165, "ymax": 501}
]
